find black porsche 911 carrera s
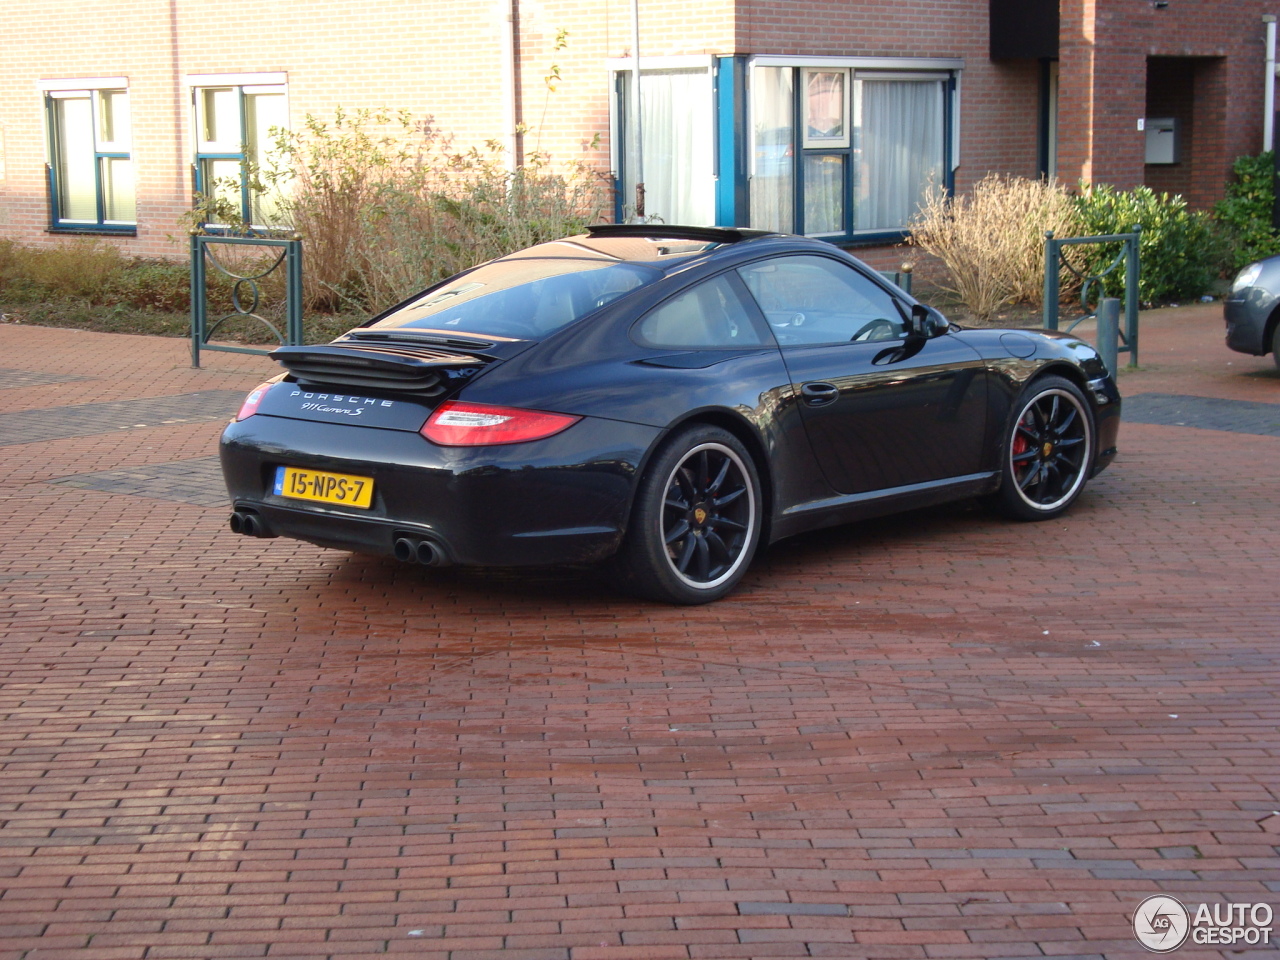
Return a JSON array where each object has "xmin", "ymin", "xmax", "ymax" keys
[{"xmin": 220, "ymin": 224, "xmax": 1121, "ymax": 604}]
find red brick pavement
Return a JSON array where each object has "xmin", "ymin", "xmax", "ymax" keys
[{"xmin": 0, "ymin": 309, "xmax": 1277, "ymax": 960}]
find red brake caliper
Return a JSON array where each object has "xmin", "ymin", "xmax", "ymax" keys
[{"xmin": 1011, "ymin": 428, "xmax": 1031, "ymax": 478}]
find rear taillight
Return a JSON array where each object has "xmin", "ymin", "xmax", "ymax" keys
[
  {"xmin": 236, "ymin": 383, "xmax": 272, "ymax": 421},
  {"xmin": 420, "ymin": 401, "xmax": 581, "ymax": 446}
]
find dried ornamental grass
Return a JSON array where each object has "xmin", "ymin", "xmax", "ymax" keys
[
  {"xmin": 909, "ymin": 174, "xmax": 1083, "ymax": 322},
  {"xmin": 211, "ymin": 109, "xmax": 611, "ymax": 313}
]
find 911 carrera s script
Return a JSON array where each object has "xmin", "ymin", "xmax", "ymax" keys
[{"xmin": 300, "ymin": 403, "xmax": 366, "ymax": 416}]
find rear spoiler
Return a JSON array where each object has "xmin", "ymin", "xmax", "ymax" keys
[{"xmin": 270, "ymin": 343, "xmax": 487, "ymax": 396}]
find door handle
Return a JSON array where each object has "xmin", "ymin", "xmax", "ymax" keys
[{"xmin": 801, "ymin": 382, "xmax": 839, "ymax": 406}]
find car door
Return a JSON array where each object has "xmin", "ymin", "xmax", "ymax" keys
[{"xmin": 737, "ymin": 254, "xmax": 988, "ymax": 495}]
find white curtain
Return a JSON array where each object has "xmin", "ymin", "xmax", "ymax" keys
[
  {"xmin": 246, "ymin": 91, "xmax": 288, "ymax": 224},
  {"xmin": 102, "ymin": 157, "xmax": 135, "ymax": 222},
  {"xmin": 98, "ymin": 91, "xmax": 135, "ymax": 222},
  {"xmin": 749, "ymin": 66, "xmax": 794, "ymax": 232},
  {"xmin": 621, "ymin": 68, "xmax": 713, "ymax": 225},
  {"xmin": 854, "ymin": 79, "xmax": 944, "ymax": 232},
  {"xmin": 199, "ymin": 87, "xmax": 241, "ymax": 150},
  {"xmin": 54, "ymin": 97, "xmax": 97, "ymax": 221},
  {"xmin": 803, "ymin": 154, "xmax": 844, "ymax": 235}
]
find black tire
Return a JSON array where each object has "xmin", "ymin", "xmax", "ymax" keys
[
  {"xmin": 614, "ymin": 424, "xmax": 762, "ymax": 604},
  {"xmin": 992, "ymin": 374, "xmax": 1095, "ymax": 521},
  {"xmin": 1271, "ymin": 322, "xmax": 1280, "ymax": 370}
]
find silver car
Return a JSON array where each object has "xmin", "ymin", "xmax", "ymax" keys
[{"xmin": 1225, "ymin": 255, "xmax": 1280, "ymax": 368}]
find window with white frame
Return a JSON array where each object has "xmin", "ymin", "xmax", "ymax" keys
[
  {"xmin": 42, "ymin": 80, "xmax": 134, "ymax": 230},
  {"xmin": 187, "ymin": 75, "xmax": 288, "ymax": 228},
  {"xmin": 612, "ymin": 59, "xmax": 715, "ymax": 226},
  {"xmin": 750, "ymin": 59, "xmax": 957, "ymax": 240}
]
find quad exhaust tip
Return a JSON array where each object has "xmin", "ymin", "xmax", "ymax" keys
[{"xmin": 394, "ymin": 536, "xmax": 447, "ymax": 567}]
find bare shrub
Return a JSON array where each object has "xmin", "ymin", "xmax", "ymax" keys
[
  {"xmin": 909, "ymin": 174, "xmax": 1082, "ymax": 322},
  {"xmin": 240, "ymin": 109, "xmax": 609, "ymax": 312}
]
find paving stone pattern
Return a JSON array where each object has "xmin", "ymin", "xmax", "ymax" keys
[
  {"xmin": 0, "ymin": 315, "xmax": 1277, "ymax": 960},
  {"xmin": 0, "ymin": 390, "xmax": 244, "ymax": 446},
  {"xmin": 1123, "ymin": 392, "xmax": 1280, "ymax": 436},
  {"xmin": 48, "ymin": 456, "xmax": 228, "ymax": 507},
  {"xmin": 0, "ymin": 366, "xmax": 88, "ymax": 390}
]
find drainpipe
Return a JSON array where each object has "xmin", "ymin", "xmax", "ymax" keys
[
  {"xmin": 630, "ymin": 0, "xmax": 645, "ymax": 219},
  {"xmin": 502, "ymin": 0, "xmax": 522, "ymax": 172},
  {"xmin": 1265, "ymin": 15, "xmax": 1276, "ymax": 153}
]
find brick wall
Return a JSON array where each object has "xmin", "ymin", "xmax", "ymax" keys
[
  {"xmin": 4, "ymin": 0, "xmax": 1277, "ymax": 263},
  {"xmin": 0, "ymin": 0, "xmax": 1035, "ymax": 262},
  {"xmin": 736, "ymin": 0, "xmax": 1041, "ymax": 195},
  {"xmin": 1143, "ymin": 56, "xmax": 1196, "ymax": 199},
  {"xmin": 1059, "ymin": 0, "xmax": 1280, "ymax": 208}
]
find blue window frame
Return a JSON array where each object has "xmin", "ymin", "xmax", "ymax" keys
[
  {"xmin": 44, "ymin": 86, "xmax": 135, "ymax": 233},
  {"xmin": 610, "ymin": 58, "xmax": 716, "ymax": 225},
  {"xmin": 748, "ymin": 61, "xmax": 958, "ymax": 244},
  {"xmin": 192, "ymin": 83, "xmax": 287, "ymax": 229}
]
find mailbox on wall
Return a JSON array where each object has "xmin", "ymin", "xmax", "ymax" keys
[{"xmin": 1144, "ymin": 117, "xmax": 1179, "ymax": 164}]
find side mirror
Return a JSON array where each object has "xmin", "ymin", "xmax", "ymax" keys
[{"xmin": 909, "ymin": 303, "xmax": 949, "ymax": 339}]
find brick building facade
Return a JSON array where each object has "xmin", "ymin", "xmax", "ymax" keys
[{"xmin": 1, "ymin": 0, "xmax": 1277, "ymax": 269}]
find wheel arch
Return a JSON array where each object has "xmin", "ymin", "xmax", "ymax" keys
[
  {"xmin": 635, "ymin": 408, "xmax": 775, "ymax": 547},
  {"xmin": 992, "ymin": 370, "xmax": 1097, "ymax": 520},
  {"xmin": 1034, "ymin": 359, "xmax": 1090, "ymax": 395}
]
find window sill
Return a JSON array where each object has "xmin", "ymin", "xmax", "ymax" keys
[
  {"xmin": 48, "ymin": 225, "xmax": 138, "ymax": 237},
  {"xmin": 838, "ymin": 230, "xmax": 910, "ymax": 248}
]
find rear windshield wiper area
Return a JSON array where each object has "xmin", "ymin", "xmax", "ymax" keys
[{"xmin": 342, "ymin": 329, "xmax": 502, "ymax": 351}]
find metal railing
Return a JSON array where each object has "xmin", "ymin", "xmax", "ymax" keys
[
  {"xmin": 1042, "ymin": 228, "xmax": 1141, "ymax": 368},
  {"xmin": 877, "ymin": 265, "xmax": 914, "ymax": 296},
  {"xmin": 190, "ymin": 234, "xmax": 304, "ymax": 368}
]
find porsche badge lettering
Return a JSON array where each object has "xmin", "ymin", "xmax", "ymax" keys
[{"xmin": 289, "ymin": 390, "xmax": 394, "ymax": 418}]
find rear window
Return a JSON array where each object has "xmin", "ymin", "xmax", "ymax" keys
[{"xmin": 370, "ymin": 258, "xmax": 660, "ymax": 340}]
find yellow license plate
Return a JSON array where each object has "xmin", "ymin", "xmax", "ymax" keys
[{"xmin": 273, "ymin": 466, "xmax": 374, "ymax": 509}]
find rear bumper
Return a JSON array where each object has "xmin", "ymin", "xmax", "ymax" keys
[{"xmin": 220, "ymin": 413, "xmax": 661, "ymax": 566}]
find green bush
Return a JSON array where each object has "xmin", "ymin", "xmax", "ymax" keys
[
  {"xmin": 1215, "ymin": 152, "xmax": 1280, "ymax": 272},
  {"xmin": 1072, "ymin": 184, "xmax": 1224, "ymax": 303},
  {"xmin": 104, "ymin": 261, "xmax": 193, "ymax": 311},
  {"xmin": 0, "ymin": 238, "xmax": 124, "ymax": 303},
  {"xmin": 0, "ymin": 241, "xmax": 240, "ymax": 314}
]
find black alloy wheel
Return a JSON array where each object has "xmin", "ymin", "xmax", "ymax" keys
[
  {"xmin": 994, "ymin": 375, "xmax": 1095, "ymax": 521},
  {"xmin": 615, "ymin": 424, "xmax": 761, "ymax": 604}
]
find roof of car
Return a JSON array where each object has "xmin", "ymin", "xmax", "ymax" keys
[
  {"xmin": 586, "ymin": 224, "xmax": 777, "ymax": 243},
  {"xmin": 501, "ymin": 224, "xmax": 796, "ymax": 271}
]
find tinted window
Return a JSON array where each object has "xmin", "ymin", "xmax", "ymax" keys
[
  {"xmin": 634, "ymin": 275, "xmax": 768, "ymax": 349},
  {"xmin": 372, "ymin": 258, "xmax": 659, "ymax": 340},
  {"xmin": 737, "ymin": 255, "xmax": 906, "ymax": 345}
]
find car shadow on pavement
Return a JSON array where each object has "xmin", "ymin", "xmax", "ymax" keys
[{"xmin": 312, "ymin": 499, "xmax": 997, "ymax": 610}]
